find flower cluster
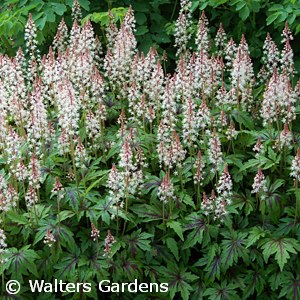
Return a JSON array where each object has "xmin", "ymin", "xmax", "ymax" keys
[
  {"xmin": 196, "ymin": 11, "xmax": 210, "ymax": 54},
  {"xmin": 103, "ymin": 230, "xmax": 116, "ymax": 257},
  {"xmin": 28, "ymin": 155, "xmax": 42, "ymax": 189},
  {"xmin": 0, "ymin": 174, "xmax": 17, "ymax": 212},
  {"xmin": 43, "ymin": 229, "xmax": 56, "ymax": 248},
  {"xmin": 75, "ymin": 137, "xmax": 88, "ymax": 168},
  {"xmin": 200, "ymin": 165, "xmax": 232, "ymax": 220},
  {"xmin": 174, "ymin": 0, "xmax": 193, "ymax": 56},
  {"xmin": 193, "ymin": 151, "xmax": 205, "ymax": 185},
  {"xmin": 207, "ymin": 129, "xmax": 223, "ymax": 172},
  {"xmin": 52, "ymin": 177, "xmax": 64, "ymax": 200},
  {"xmin": 91, "ymin": 223, "xmax": 100, "ymax": 241},
  {"xmin": 107, "ymin": 133, "xmax": 145, "ymax": 218},
  {"xmin": 201, "ymin": 191, "xmax": 214, "ymax": 216},
  {"xmin": 158, "ymin": 173, "xmax": 175, "ymax": 204},
  {"xmin": 201, "ymin": 190, "xmax": 228, "ymax": 220},
  {"xmin": 226, "ymin": 121, "xmax": 237, "ymax": 141},
  {"xmin": 277, "ymin": 123, "xmax": 293, "ymax": 149},
  {"xmin": 217, "ymin": 165, "xmax": 232, "ymax": 200},
  {"xmin": 0, "ymin": 229, "xmax": 7, "ymax": 261},
  {"xmin": 261, "ymin": 33, "xmax": 280, "ymax": 80},
  {"xmin": 24, "ymin": 13, "xmax": 39, "ymax": 59},
  {"xmin": 14, "ymin": 159, "xmax": 28, "ymax": 182},
  {"xmin": 71, "ymin": 0, "xmax": 82, "ymax": 22},
  {"xmin": 215, "ymin": 23, "xmax": 227, "ymax": 54},
  {"xmin": 290, "ymin": 149, "xmax": 300, "ymax": 182},
  {"xmin": 261, "ymin": 70, "xmax": 296, "ymax": 126},
  {"xmin": 253, "ymin": 137, "xmax": 263, "ymax": 154},
  {"xmin": 25, "ymin": 185, "xmax": 38, "ymax": 208},
  {"xmin": 252, "ymin": 167, "xmax": 268, "ymax": 196}
]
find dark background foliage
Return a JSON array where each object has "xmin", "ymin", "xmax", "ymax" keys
[{"xmin": 1, "ymin": 0, "xmax": 300, "ymax": 72}]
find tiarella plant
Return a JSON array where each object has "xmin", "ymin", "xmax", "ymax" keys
[{"xmin": 0, "ymin": 0, "xmax": 300, "ymax": 299}]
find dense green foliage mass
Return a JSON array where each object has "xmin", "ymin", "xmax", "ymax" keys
[{"xmin": 0, "ymin": 1, "xmax": 300, "ymax": 300}]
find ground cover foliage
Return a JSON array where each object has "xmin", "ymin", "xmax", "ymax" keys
[{"xmin": 0, "ymin": 0, "xmax": 300, "ymax": 299}]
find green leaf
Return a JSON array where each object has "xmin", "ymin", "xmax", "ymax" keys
[
  {"xmin": 235, "ymin": 1, "xmax": 246, "ymax": 11},
  {"xmin": 239, "ymin": 5, "xmax": 250, "ymax": 20},
  {"xmin": 135, "ymin": 12, "xmax": 147, "ymax": 25},
  {"xmin": 167, "ymin": 221, "xmax": 184, "ymax": 241},
  {"xmin": 130, "ymin": 204, "xmax": 162, "ymax": 222},
  {"xmin": 127, "ymin": 229, "xmax": 153, "ymax": 256},
  {"xmin": 267, "ymin": 13, "xmax": 280, "ymax": 25},
  {"xmin": 278, "ymin": 272, "xmax": 300, "ymax": 299},
  {"xmin": 271, "ymin": 179, "xmax": 285, "ymax": 191},
  {"xmin": 45, "ymin": 10, "xmax": 55, "ymax": 23},
  {"xmin": 251, "ymin": 1, "xmax": 261, "ymax": 12},
  {"xmin": 246, "ymin": 227, "xmax": 267, "ymax": 248},
  {"xmin": 196, "ymin": 244, "xmax": 221, "ymax": 281},
  {"xmin": 136, "ymin": 25, "xmax": 149, "ymax": 35},
  {"xmin": 78, "ymin": 0, "xmax": 90, "ymax": 11},
  {"xmin": 259, "ymin": 238, "xmax": 300, "ymax": 271},
  {"xmin": 6, "ymin": 211, "xmax": 30, "ymax": 225},
  {"xmin": 6, "ymin": 245, "xmax": 40, "ymax": 282},
  {"xmin": 138, "ymin": 34, "xmax": 153, "ymax": 53},
  {"xmin": 221, "ymin": 231, "xmax": 249, "ymax": 269},
  {"xmin": 107, "ymin": 143, "xmax": 120, "ymax": 159},
  {"xmin": 153, "ymin": 32, "xmax": 171, "ymax": 43},
  {"xmin": 83, "ymin": 12, "xmax": 107, "ymax": 25},
  {"xmin": 158, "ymin": 264, "xmax": 198, "ymax": 300},
  {"xmin": 54, "ymin": 249, "xmax": 80, "ymax": 280},
  {"xmin": 268, "ymin": 4, "xmax": 283, "ymax": 11},
  {"xmin": 233, "ymin": 110, "xmax": 254, "ymax": 130},
  {"xmin": 180, "ymin": 192, "xmax": 195, "ymax": 209},
  {"xmin": 52, "ymin": 3, "xmax": 67, "ymax": 16},
  {"xmin": 166, "ymin": 237, "xmax": 179, "ymax": 261},
  {"xmin": 35, "ymin": 15, "xmax": 47, "ymax": 29},
  {"xmin": 57, "ymin": 210, "xmax": 75, "ymax": 222},
  {"xmin": 133, "ymin": 2, "xmax": 150, "ymax": 12},
  {"xmin": 191, "ymin": 0, "xmax": 200, "ymax": 11},
  {"xmin": 183, "ymin": 213, "xmax": 211, "ymax": 248},
  {"xmin": 56, "ymin": 225, "xmax": 76, "ymax": 250},
  {"xmin": 267, "ymin": 264, "xmax": 286, "ymax": 291},
  {"xmin": 210, "ymin": 0, "xmax": 228, "ymax": 7},
  {"xmin": 239, "ymin": 158, "xmax": 259, "ymax": 171},
  {"xmin": 83, "ymin": 171, "xmax": 109, "ymax": 196},
  {"xmin": 203, "ymin": 281, "xmax": 239, "ymax": 300}
]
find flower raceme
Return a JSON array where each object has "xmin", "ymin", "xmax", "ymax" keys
[
  {"xmin": 252, "ymin": 167, "xmax": 268, "ymax": 196},
  {"xmin": 52, "ymin": 177, "xmax": 64, "ymax": 200},
  {"xmin": 158, "ymin": 173, "xmax": 175, "ymax": 204},
  {"xmin": 104, "ymin": 230, "xmax": 116, "ymax": 257},
  {"xmin": 207, "ymin": 128, "xmax": 223, "ymax": 172},
  {"xmin": 193, "ymin": 150, "xmax": 205, "ymax": 185},
  {"xmin": 291, "ymin": 149, "xmax": 300, "ymax": 182},
  {"xmin": 199, "ymin": 165, "xmax": 233, "ymax": 220},
  {"xmin": 0, "ymin": 228, "xmax": 7, "ymax": 262},
  {"xmin": 174, "ymin": 0, "xmax": 193, "ymax": 56},
  {"xmin": 0, "ymin": 174, "xmax": 17, "ymax": 212},
  {"xmin": 217, "ymin": 165, "xmax": 233, "ymax": 200},
  {"xmin": 43, "ymin": 229, "xmax": 56, "ymax": 248},
  {"xmin": 90, "ymin": 223, "xmax": 100, "ymax": 242}
]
